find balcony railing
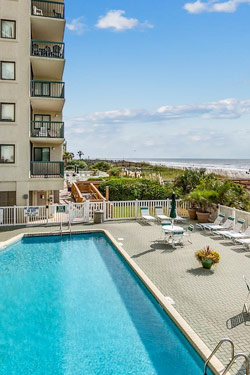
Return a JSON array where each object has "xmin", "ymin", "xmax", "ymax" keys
[
  {"xmin": 30, "ymin": 161, "xmax": 64, "ymax": 178},
  {"xmin": 31, "ymin": 40, "xmax": 64, "ymax": 59},
  {"xmin": 30, "ymin": 80, "xmax": 65, "ymax": 98},
  {"xmin": 31, "ymin": 0, "xmax": 65, "ymax": 19},
  {"xmin": 30, "ymin": 121, "xmax": 64, "ymax": 138}
]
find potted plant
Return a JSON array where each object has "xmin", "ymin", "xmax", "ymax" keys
[
  {"xmin": 187, "ymin": 189, "xmax": 218, "ymax": 223},
  {"xmin": 195, "ymin": 246, "xmax": 220, "ymax": 269},
  {"xmin": 185, "ymin": 196, "xmax": 197, "ymax": 220}
]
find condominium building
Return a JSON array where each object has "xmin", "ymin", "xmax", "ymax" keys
[{"xmin": 0, "ymin": 0, "xmax": 65, "ymax": 206}]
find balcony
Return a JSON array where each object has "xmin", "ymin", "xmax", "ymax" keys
[
  {"xmin": 31, "ymin": 40, "xmax": 65, "ymax": 80},
  {"xmin": 30, "ymin": 161, "xmax": 64, "ymax": 178},
  {"xmin": 30, "ymin": 121, "xmax": 64, "ymax": 144},
  {"xmin": 30, "ymin": 80, "xmax": 65, "ymax": 112},
  {"xmin": 31, "ymin": 0, "xmax": 65, "ymax": 42}
]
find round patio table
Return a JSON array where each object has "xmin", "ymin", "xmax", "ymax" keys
[{"xmin": 162, "ymin": 225, "xmax": 184, "ymax": 234}]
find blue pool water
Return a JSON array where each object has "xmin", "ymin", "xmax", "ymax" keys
[{"xmin": 0, "ymin": 234, "xmax": 211, "ymax": 375}]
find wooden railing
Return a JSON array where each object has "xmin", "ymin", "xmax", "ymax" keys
[
  {"xmin": 89, "ymin": 183, "xmax": 106, "ymax": 202},
  {"xmin": 71, "ymin": 182, "xmax": 84, "ymax": 203}
]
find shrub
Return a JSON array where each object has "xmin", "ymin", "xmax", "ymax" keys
[{"xmin": 99, "ymin": 178, "xmax": 173, "ymax": 201}]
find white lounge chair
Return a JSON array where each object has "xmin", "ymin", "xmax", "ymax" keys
[
  {"xmin": 204, "ymin": 216, "xmax": 235, "ymax": 232},
  {"xmin": 214, "ymin": 219, "xmax": 245, "ymax": 238},
  {"xmin": 236, "ymin": 238, "xmax": 250, "ymax": 249},
  {"xmin": 140, "ymin": 207, "xmax": 156, "ymax": 222},
  {"xmin": 196, "ymin": 213, "xmax": 225, "ymax": 230},
  {"xmin": 226, "ymin": 226, "xmax": 250, "ymax": 242},
  {"xmin": 155, "ymin": 206, "xmax": 171, "ymax": 221}
]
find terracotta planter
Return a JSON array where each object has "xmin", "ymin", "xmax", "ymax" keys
[
  {"xmin": 202, "ymin": 258, "xmax": 213, "ymax": 269},
  {"xmin": 196, "ymin": 211, "xmax": 210, "ymax": 223},
  {"xmin": 188, "ymin": 208, "xmax": 197, "ymax": 220}
]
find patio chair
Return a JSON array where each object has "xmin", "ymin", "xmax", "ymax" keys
[
  {"xmin": 53, "ymin": 44, "xmax": 61, "ymax": 58},
  {"xmin": 204, "ymin": 216, "xmax": 235, "ymax": 232},
  {"xmin": 32, "ymin": 43, "xmax": 39, "ymax": 56},
  {"xmin": 196, "ymin": 213, "xmax": 225, "ymax": 230},
  {"xmin": 33, "ymin": 5, "xmax": 43, "ymax": 16},
  {"xmin": 38, "ymin": 126, "xmax": 48, "ymax": 137},
  {"xmin": 214, "ymin": 219, "xmax": 245, "ymax": 238},
  {"xmin": 155, "ymin": 206, "xmax": 171, "ymax": 221},
  {"xmin": 183, "ymin": 224, "xmax": 194, "ymax": 243},
  {"xmin": 161, "ymin": 221, "xmax": 172, "ymax": 239},
  {"xmin": 166, "ymin": 232, "xmax": 184, "ymax": 248},
  {"xmin": 140, "ymin": 207, "xmax": 156, "ymax": 222}
]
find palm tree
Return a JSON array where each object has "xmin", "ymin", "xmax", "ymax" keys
[
  {"xmin": 63, "ymin": 152, "xmax": 74, "ymax": 167},
  {"xmin": 77, "ymin": 150, "xmax": 84, "ymax": 160}
]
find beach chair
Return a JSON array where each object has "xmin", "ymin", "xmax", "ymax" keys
[
  {"xmin": 204, "ymin": 216, "xmax": 235, "ymax": 232},
  {"xmin": 236, "ymin": 238, "xmax": 250, "ymax": 249},
  {"xmin": 155, "ymin": 206, "xmax": 171, "ymax": 221},
  {"xmin": 140, "ymin": 207, "xmax": 156, "ymax": 222},
  {"xmin": 222, "ymin": 223, "xmax": 250, "ymax": 242},
  {"xmin": 183, "ymin": 224, "xmax": 194, "ymax": 243},
  {"xmin": 214, "ymin": 219, "xmax": 245, "ymax": 238},
  {"xmin": 196, "ymin": 213, "xmax": 225, "ymax": 230}
]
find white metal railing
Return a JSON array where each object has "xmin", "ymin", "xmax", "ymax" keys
[
  {"xmin": 0, "ymin": 199, "xmax": 191, "ymax": 226},
  {"xmin": 219, "ymin": 204, "xmax": 250, "ymax": 230},
  {"xmin": 0, "ymin": 203, "xmax": 88, "ymax": 227}
]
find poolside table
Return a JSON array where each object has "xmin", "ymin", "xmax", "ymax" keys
[{"xmin": 162, "ymin": 225, "xmax": 184, "ymax": 234}]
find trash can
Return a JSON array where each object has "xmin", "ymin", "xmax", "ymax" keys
[{"xmin": 94, "ymin": 210, "xmax": 104, "ymax": 224}]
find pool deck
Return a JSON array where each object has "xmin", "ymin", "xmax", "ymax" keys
[{"xmin": 1, "ymin": 220, "xmax": 250, "ymax": 374}]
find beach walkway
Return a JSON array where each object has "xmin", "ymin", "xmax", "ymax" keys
[{"xmin": 1, "ymin": 220, "xmax": 250, "ymax": 374}]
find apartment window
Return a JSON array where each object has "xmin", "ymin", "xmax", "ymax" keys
[
  {"xmin": 0, "ymin": 103, "xmax": 15, "ymax": 121},
  {"xmin": 34, "ymin": 114, "xmax": 51, "ymax": 129},
  {"xmin": 0, "ymin": 145, "xmax": 15, "ymax": 163},
  {"xmin": 1, "ymin": 61, "xmax": 15, "ymax": 80},
  {"xmin": 1, "ymin": 20, "xmax": 16, "ymax": 39},
  {"xmin": 34, "ymin": 147, "xmax": 50, "ymax": 162},
  {"xmin": 0, "ymin": 191, "xmax": 16, "ymax": 206}
]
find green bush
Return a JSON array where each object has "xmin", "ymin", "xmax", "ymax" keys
[
  {"xmin": 99, "ymin": 178, "xmax": 173, "ymax": 201},
  {"xmin": 90, "ymin": 161, "xmax": 111, "ymax": 172}
]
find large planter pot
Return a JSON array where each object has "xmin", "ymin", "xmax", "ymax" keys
[
  {"xmin": 188, "ymin": 208, "xmax": 197, "ymax": 220},
  {"xmin": 196, "ymin": 211, "xmax": 210, "ymax": 223},
  {"xmin": 202, "ymin": 258, "xmax": 213, "ymax": 269}
]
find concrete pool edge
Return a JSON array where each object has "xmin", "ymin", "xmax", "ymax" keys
[{"xmin": 0, "ymin": 229, "xmax": 226, "ymax": 375}]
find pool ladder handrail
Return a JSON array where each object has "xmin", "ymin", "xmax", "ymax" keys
[{"xmin": 204, "ymin": 338, "xmax": 249, "ymax": 375}]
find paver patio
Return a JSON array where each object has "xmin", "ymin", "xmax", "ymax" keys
[{"xmin": 1, "ymin": 220, "xmax": 250, "ymax": 374}]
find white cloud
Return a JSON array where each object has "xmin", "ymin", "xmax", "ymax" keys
[
  {"xmin": 96, "ymin": 10, "xmax": 153, "ymax": 31},
  {"xmin": 66, "ymin": 17, "xmax": 86, "ymax": 35},
  {"xmin": 184, "ymin": 0, "xmax": 250, "ymax": 14},
  {"xmin": 66, "ymin": 98, "xmax": 250, "ymax": 127}
]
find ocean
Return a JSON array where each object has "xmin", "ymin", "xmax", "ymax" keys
[{"xmin": 126, "ymin": 158, "xmax": 250, "ymax": 178}]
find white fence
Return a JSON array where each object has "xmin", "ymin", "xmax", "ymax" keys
[
  {"xmin": 219, "ymin": 204, "xmax": 250, "ymax": 230},
  {"xmin": 0, "ymin": 199, "xmax": 190, "ymax": 227}
]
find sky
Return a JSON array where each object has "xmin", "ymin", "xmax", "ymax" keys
[{"xmin": 64, "ymin": 0, "xmax": 250, "ymax": 159}]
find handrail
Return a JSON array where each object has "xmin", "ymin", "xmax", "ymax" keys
[
  {"xmin": 222, "ymin": 353, "xmax": 249, "ymax": 375},
  {"xmin": 71, "ymin": 182, "xmax": 84, "ymax": 203},
  {"xmin": 204, "ymin": 338, "xmax": 235, "ymax": 375},
  {"xmin": 89, "ymin": 183, "xmax": 106, "ymax": 201},
  {"xmin": 30, "ymin": 121, "xmax": 64, "ymax": 138}
]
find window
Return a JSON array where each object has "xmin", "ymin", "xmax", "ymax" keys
[
  {"xmin": 34, "ymin": 147, "xmax": 50, "ymax": 162},
  {"xmin": 0, "ymin": 191, "xmax": 16, "ymax": 206},
  {"xmin": 0, "ymin": 145, "xmax": 15, "ymax": 163},
  {"xmin": 0, "ymin": 103, "xmax": 15, "ymax": 121},
  {"xmin": 1, "ymin": 20, "xmax": 16, "ymax": 39},
  {"xmin": 34, "ymin": 114, "xmax": 51, "ymax": 129},
  {"xmin": 1, "ymin": 61, "xmax": 15, "ymax": 80}
]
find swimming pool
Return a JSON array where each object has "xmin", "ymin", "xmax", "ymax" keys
[{"xmin": 0, "ymin": 233, "xmax": 213, "ymax": 375}]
